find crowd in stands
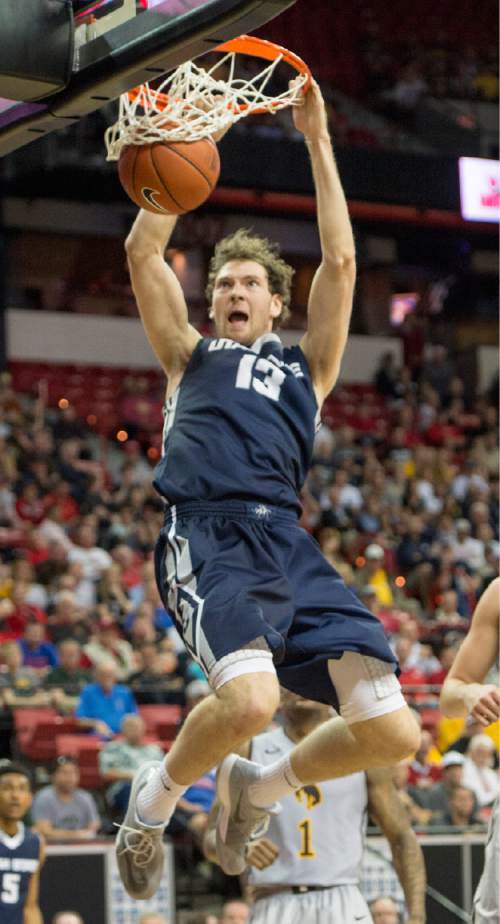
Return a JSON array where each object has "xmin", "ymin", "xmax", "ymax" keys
[{"xmin": 0, "ymin": 336, "xmax": 498, "ymax": 912}]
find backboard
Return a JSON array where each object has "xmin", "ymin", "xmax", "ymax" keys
[{"xmin": 0, "ymin": 0, "xmax": 298, "ymax": 157}]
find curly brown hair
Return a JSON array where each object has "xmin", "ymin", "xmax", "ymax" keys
[{"xmin": 205, "ymin": 229, "xmax": 294, "ymax": 329}]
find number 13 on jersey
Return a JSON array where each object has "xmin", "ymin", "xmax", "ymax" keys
[{"xmin": 235, "ymin": 354, "xmax": 286, "ymax": 402}]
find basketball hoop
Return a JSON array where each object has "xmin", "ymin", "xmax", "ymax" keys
[{"xmin": 105, "ymin": 35, "xmax": 311, "ymax": 161}]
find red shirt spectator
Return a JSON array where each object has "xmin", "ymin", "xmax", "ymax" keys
[{"xmin": 15, "ymin": 483, "xmax": 47, "ymax": 525}]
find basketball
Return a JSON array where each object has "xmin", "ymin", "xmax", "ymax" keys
[{"xmin": 118, "ymin": 137, "xmax": 220, "ymax": 215}]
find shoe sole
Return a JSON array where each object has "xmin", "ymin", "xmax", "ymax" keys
[{"xmin": 216, "ymin": 752, "xmax": 239, "ymax": 841}]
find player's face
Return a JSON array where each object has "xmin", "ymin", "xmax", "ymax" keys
[
  {"xmin": 210, "ymin": 260, "xmax": 282, "ymax": 345},
  {"xmin": 0, "ymin": 774, "xmax": 33, "ymax": 823}
]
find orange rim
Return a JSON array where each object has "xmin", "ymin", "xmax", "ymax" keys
[{"xmin": 127, "ymin": 35, "xmax": 311, "ymax": 115}]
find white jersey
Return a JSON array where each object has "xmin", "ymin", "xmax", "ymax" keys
[
  {"xmin": 248, "ymin": 726, "xmax": 368, "ymax": 889},
  {"xmin": 473, "ymin": 797, "xmax": 499, "ymax": 924}
]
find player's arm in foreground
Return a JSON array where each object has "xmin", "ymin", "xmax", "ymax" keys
[
  {"xmin": 125, "ymin": 211, "xmax": 201, "ymax": 379},
  {"xmin": 367, "ymin": 767, "xmax": 426, "ymax": 924},
  {"xmin": 295, "ymin": 81, "xmax": 356, "ymax": 406},
  {"xmin": 23, "ymin": 836, "xmax": 45, "ymax": 924},
  {"xmin": 440, "ymin": 577, "xmax": 500, "ymax": 726}
]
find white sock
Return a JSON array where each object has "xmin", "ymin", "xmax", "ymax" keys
[
  {"xmin": 248, "ymin": 754, "xmax": 303, "ymax": 808},
  {"xmin": 136, "ymin": 764, "xmax": 187, "ymax": 827}
]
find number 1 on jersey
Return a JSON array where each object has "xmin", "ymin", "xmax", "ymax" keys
[{"xmin": 297, "ymin": 818, "xmax": 316, "ymax": 858}]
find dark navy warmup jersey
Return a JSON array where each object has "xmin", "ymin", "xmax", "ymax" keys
[
  {"xmin": 153, "ymin": 334, "xmax": 319, "ymax": 513},
  {"xmin": 0, "ymin": 824, "xmax": 41, "ymax": 924}
]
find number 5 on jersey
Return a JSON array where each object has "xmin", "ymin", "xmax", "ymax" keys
[
  {"xmin": 235, "ymin": 354, "xmax": 286, "ymax": 402},
  {"xmin": 1, "ymin": 872, "xmax": 21, "ymax": 903}
]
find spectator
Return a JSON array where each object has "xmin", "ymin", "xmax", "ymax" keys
[
  {"xmin": 99, "ymin": 714, "xmax": 163, "ymax": 814},
  {"xmin": 219, "ymin": 901, "xmax": 249, "ymax": 924},
  {"xmin": 430, "ymin": 784, "xmax": 482, "ymax": 827},
  {"xmin": 128, "ymin": 641, "xmax": 184, "ymax": 705},
  {"xmin": 394, "ymin": 637, "xmax": 426, "ymax": 688},
  {"xmin": 355, "ymin": 543, "xmax": 394, "ymax": 607},
  {"xmin": 450, "ymin": 519, "xmax": 485, "ymax": 571},
  {"xmin": 407, "ymin": 729, "xmax": 442, "ymax": 787},
  {"xmin": 462, "ymin": 735, "xmax": 499, "ymax": 808},
  {"xmin": 48, "ymin": 590, "xmax": 90, "ymax": 646},
  {"xmin": 52, "ymin": 913, "xmax": 84, "ymax": 924},
  {"xmin": 391, "ymin": 760, "xmax": 432, "ymax": 826},
  {"xmin": 32, "ymin": 757, "xmax": 100, "ymax": 841},
  {"xmin": 413, "ymin": 751, "xmax": 468, "ymax": 818},
  {"xmin": 68, "ymin": 524, "xmax": 112, "ymax": 606},
  {"xmin": 369, "ymin": 896, "xmax": 400, "ymax": 924},
  {"xmin": 0, "ymin": 640, "xmax": 48, "ymax": 706},
  {"xmin": 83, "ymin": 612, "xmax": 135, "ymax": 680},
  {"xmin": 1, "ymin": 581, "xmax": 47, "ymax": 638},
  {"xmin": 19, "ymin": 622, "xmax": 58, "ymax": 674},
  {"xmin": 75, "ymin": 662, "xmax": 138, "ymax": 737},
  {"xmin": 45, "ymin": 639, "xmax": 92, "ymax": 713}
]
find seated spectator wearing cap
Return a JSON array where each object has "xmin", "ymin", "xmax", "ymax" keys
[
  {"xmin": 369, "ymin": 895, "xmax": 401, "ymax": 924},
  {"xmin": 462, "ymin": 735, "xmax": 499, "ymax": 808},
  {"xmin": 128, "ymin": 641, "xmax": 184, "ymax": 706},
  {"xmin": 430, "ymin": 784, "xmax": 482, "ymax": 828},
  {"xmin": 19, "ymin": 622, "xmax": 58, "ymax": 676},
  {"xmin": 99, "ymin": 714, "xmax": 163, "ymax": 815},
  {"xmin": 83, "ymin": 611, "xmax": 135, "ymax": 681},
  {"xmin": 355, "ymin": 544, "xmax": 395, "ymax": 607},
  {"xmin": 32, "ymin": 757, "xmax": 100, "ymax": 841},
  {"xmin": 45, "ymin": 640, "xmax": 92, "ymax": 714},
  {"xmin": 75, "ymin": 662, "xmax": 138, "ymax": 737},
  {"xmin": 413, "ymin": 751, "xmax": 468, "ymax": 819}
]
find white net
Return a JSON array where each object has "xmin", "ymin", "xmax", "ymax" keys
[{"xmin": 105, "ymin": 51, "xmax": 308, "ymax": 160}]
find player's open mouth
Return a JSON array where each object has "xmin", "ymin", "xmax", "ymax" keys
[{"xmin": 228, "ymin": 311, "xmax": 248, "ymax": 324}]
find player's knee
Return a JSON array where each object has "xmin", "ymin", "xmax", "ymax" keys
[
  {"xmin": 221, "ymin": 674, "xmax": 280, "ymax": 739},
  {"xmin": 352, "ymin": 706, "xmax": 420, "ymax": 763},
  {"xmin": 376, "ymin": 708, "xmax": 421, "ymax": 762}
]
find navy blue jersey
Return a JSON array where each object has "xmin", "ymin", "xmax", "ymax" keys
[
  {"xmin": 153, "ymin": 334, "xmax": 318, "ymax": 514},
  {"xmin": 0, "ymin": 824, "xmax": 41, "ymax": 924}
]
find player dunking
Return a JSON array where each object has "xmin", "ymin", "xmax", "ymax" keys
[
  {"xmin": 0, "ymin": 763, "xmax": 44, "ymax": 924},
  {"xmin": 116, "ymin": 80, "xmax": 419, "ymax": 898},
  {"xmin": 204, "ymin": 691, "xmax": 426, "ymax": 924},
  {"xmin": 440, "ymin": 578, "xmax": 500, "ymax": 924}
]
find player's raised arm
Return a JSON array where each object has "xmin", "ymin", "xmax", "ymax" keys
[
  {"xmin": 367, "ymin": 768, "xmax": 426, "ymax": 924},
  {"xmin": 295, "ymin": 81, "xmax": 356, "ymax": 406},
  {"xmin": 440, "ymin": 578, "xmax": 500, "ymax": 726},
  {"xmin": 125, "ymin": 211, "xmax": 201, "ymax": 378}
]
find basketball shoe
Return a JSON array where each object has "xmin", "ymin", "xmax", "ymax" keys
[
  {"xmin": 216, "ymin": 754, "xmax": 279, "ymax": 875},
  {"xmin": 115, "ymin": 761, "xmax": 166, "ymax": 899}
]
